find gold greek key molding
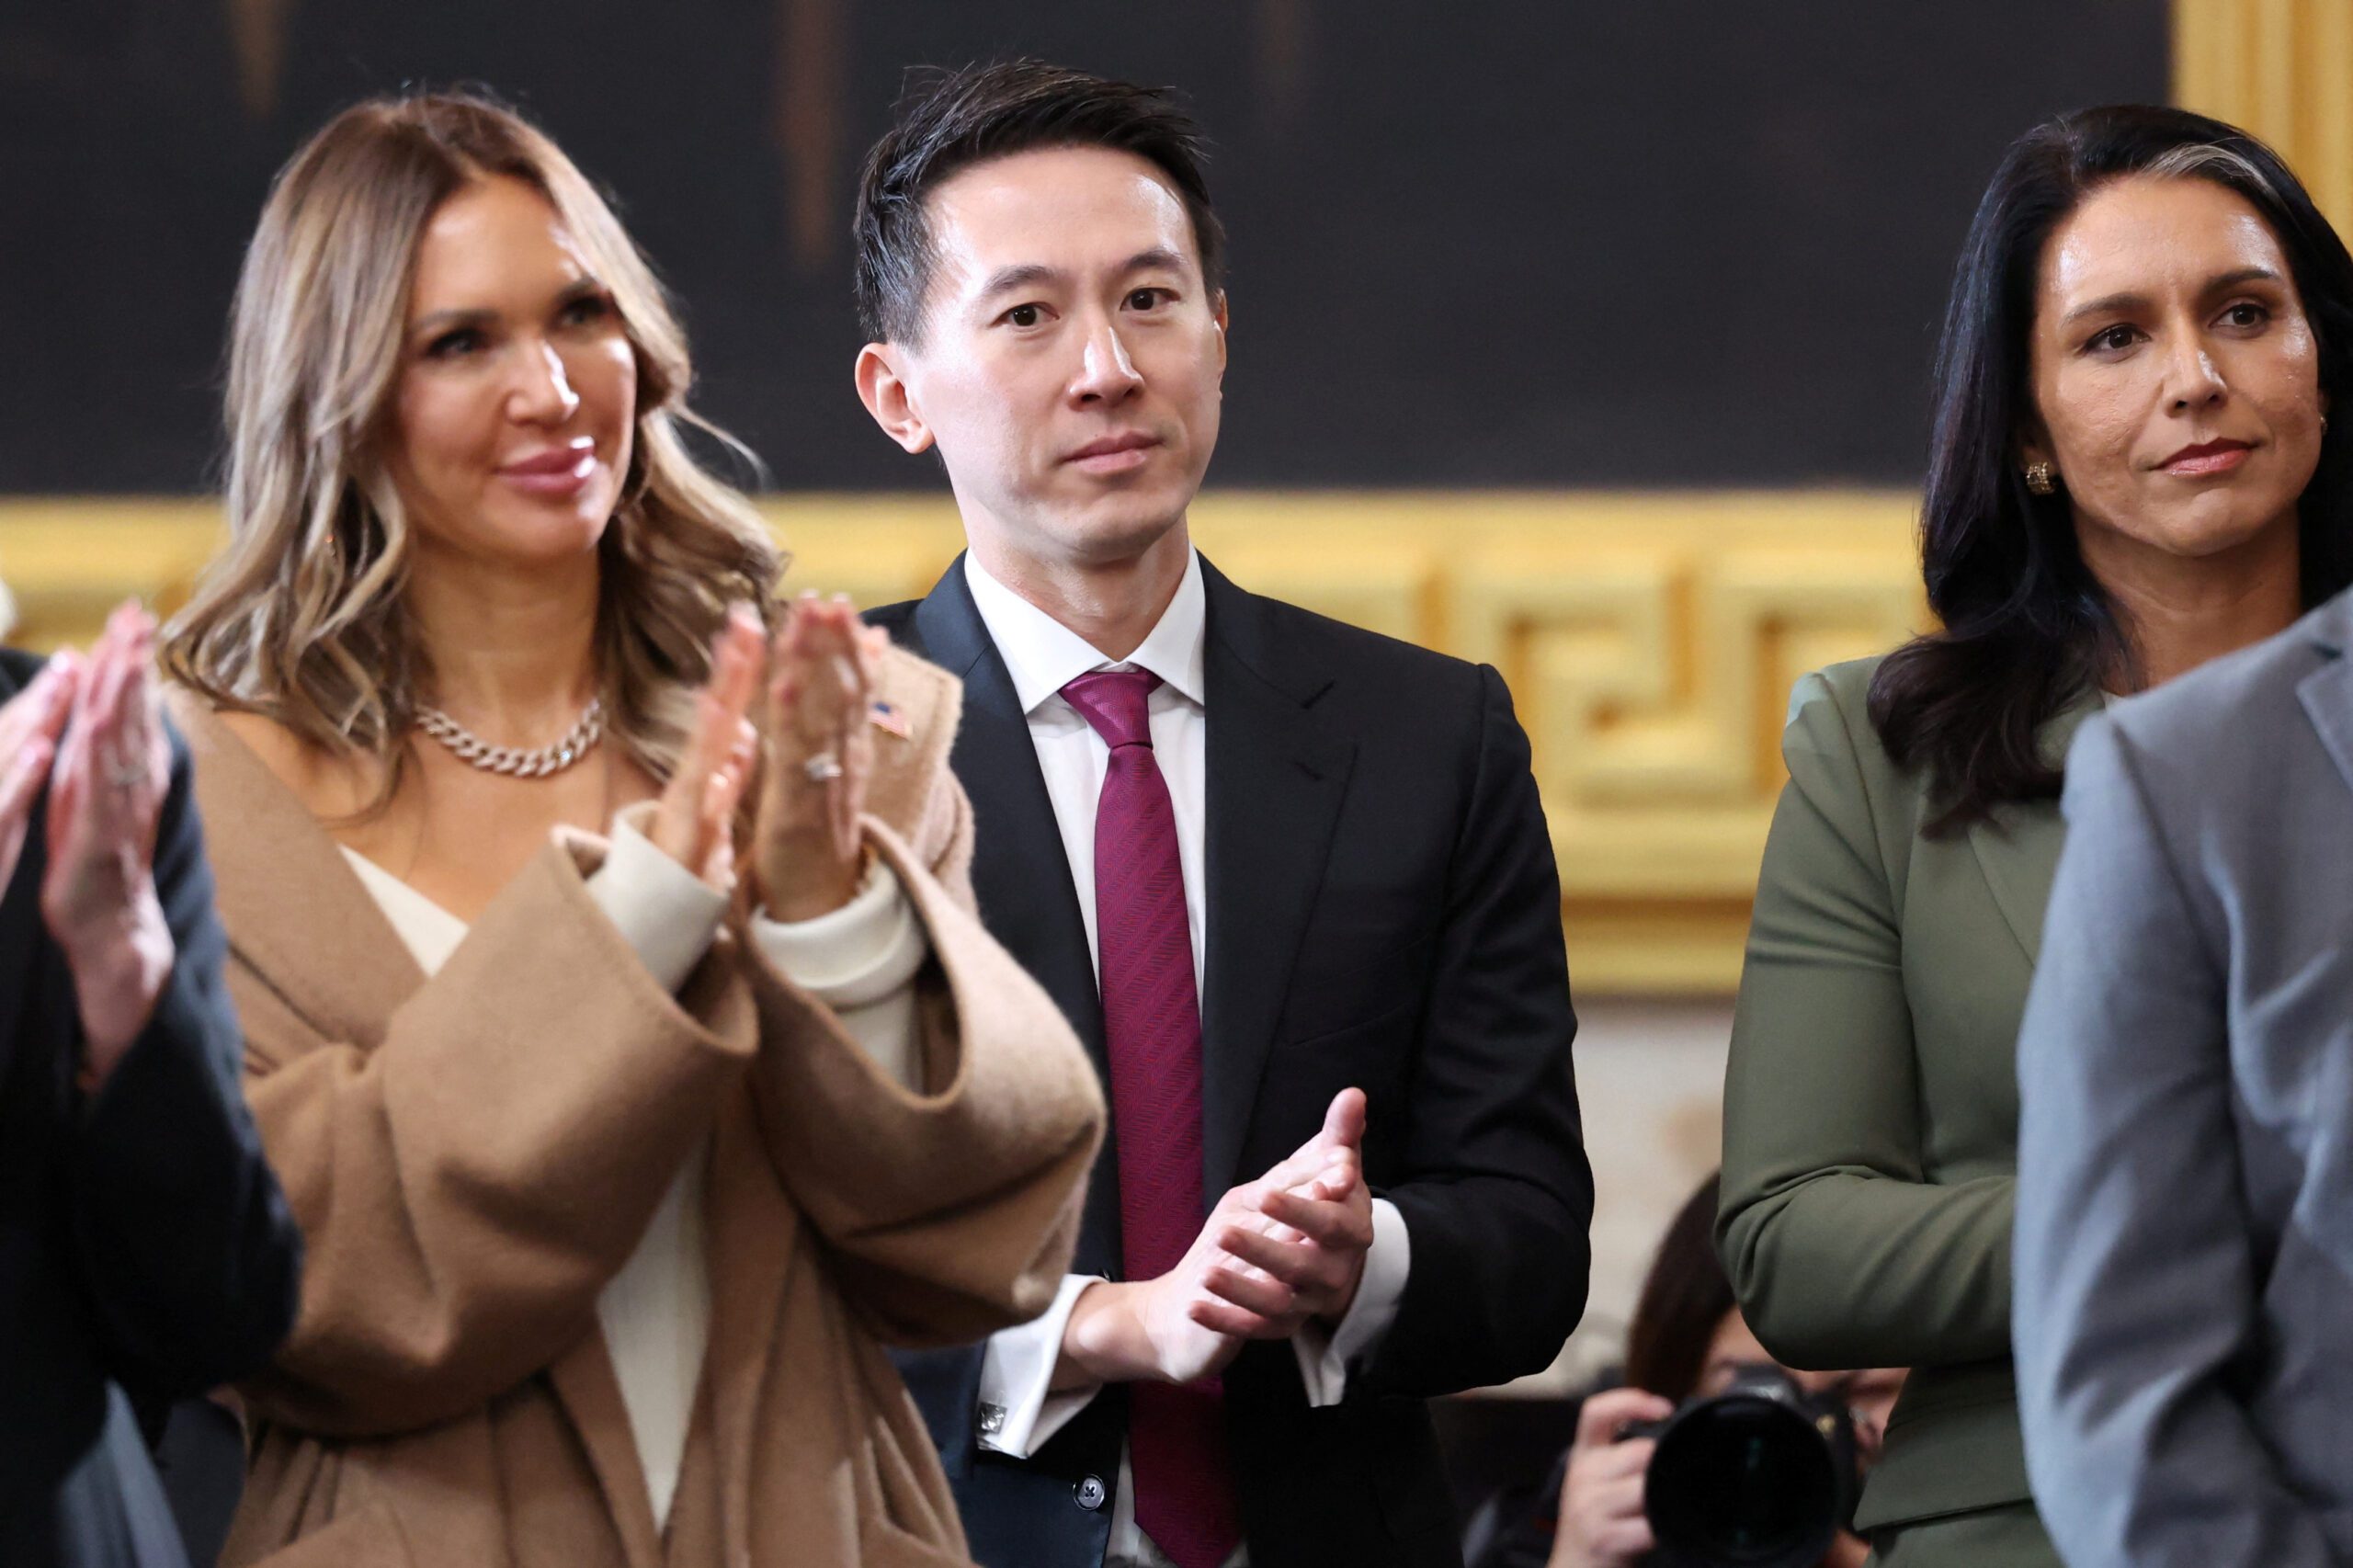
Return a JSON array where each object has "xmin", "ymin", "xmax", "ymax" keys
[
  {"xmin": 2176, "ymin": 0, "xmax": 2353, "ymax": 235},
  {"xmin": 0, "ymin": 492, "xmax": 1927, "ymax": 992}
]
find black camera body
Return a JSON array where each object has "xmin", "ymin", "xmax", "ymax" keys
[{"xmin": 1619, "ymin": 1364, "xmax": 1860, "ymax": 1568}]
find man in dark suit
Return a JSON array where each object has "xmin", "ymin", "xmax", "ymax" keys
[
  {"xmin": 850, "ymin": 62, "xmax": 1591, "ymax": 1568},
  {"xmin": 0, "ymin": 600, "xmax": 301, "ymax": 1568}
]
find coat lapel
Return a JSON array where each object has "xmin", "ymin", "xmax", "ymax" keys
[
  {"xmin": 545, "ymin": 1336, "xmax": 667, "ymax": 1568},
  {"xmin": 1198, "ymin": 562, "xmax": 1356, "ymax": 1195},
  {"xmin": 2296, "ymin": 598, "xmax": 2353, "ymax": 797},
  {"xmin": 683, "ymin": 1088, "xmax": 796, "ymax": 1568},
  {"xmin": 1966, "ymin": 687, "xmax": 2098, "ymax": 966},
  {"xmin": 167, "ymin": 697, "xmax": 423, "ymax": 1041}
]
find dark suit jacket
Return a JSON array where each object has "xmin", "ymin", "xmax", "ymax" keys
[
  {"xmin": 874, "ymin": 555, "xmax": 1592, "ymax": 1568},
  {"xmin": 0, "ymin": 646, "xmax": 301, "ymax": 1568}
]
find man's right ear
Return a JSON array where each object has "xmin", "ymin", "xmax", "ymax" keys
[{"xmin": 854, "ymin": 344, "xmax": 935, "ymax": 456}]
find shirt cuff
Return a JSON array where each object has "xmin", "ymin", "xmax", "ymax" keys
[
  {"xmin": 748, "ymin": 854, "xmax": 927, "ymax": 1005},
  {"xmin": 585, "ymin": 803, "xmax": 728, "ymax": 994},
  {"xmin": 1291, "ymin": 1198, "xmax": 1411, "ymax": 1407},
  {"xmin": 977, "ymin": 1274, "xmax": 1105, "ymax": 1459},
  {"xmin": 750, "ymin": 855, "xmax": 931, "ymax": 1088}
]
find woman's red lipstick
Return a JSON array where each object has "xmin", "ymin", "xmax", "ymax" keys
[{"xmin": 2158, "ymin": 438, "xmax": 2253, "ymax": 477}]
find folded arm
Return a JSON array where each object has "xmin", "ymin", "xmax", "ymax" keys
[{"xmin": 1718, "ymin": 672, "xmax": 2014, "ymax": 1371}]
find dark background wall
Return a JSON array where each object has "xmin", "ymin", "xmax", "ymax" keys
[{"xmin": 0, "ymin": 1, "xmax": 2167, "ymax": 494}]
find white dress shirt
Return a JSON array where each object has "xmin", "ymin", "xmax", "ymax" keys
[
  {"xmin": 961, "ymin": 551, "xmax": 1413, "ymax": 1568},
  {"xmin": 344, "ymin": 807, "xmax": 929, "ymax": 1530}
]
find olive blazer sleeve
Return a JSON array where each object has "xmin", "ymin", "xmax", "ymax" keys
[{"xmin": 1716, "ymin": 662, "xmax": 2018, "ymax": 1370}]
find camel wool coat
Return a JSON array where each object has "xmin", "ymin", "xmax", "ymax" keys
[{"xmin": 167, "ymin": 647, "xmax": 1105, "ymax": 1568}]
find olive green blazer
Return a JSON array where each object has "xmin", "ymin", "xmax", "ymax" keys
[{"xmin": 1718, "ymin": 655, "xmax": 2095, "ymax": 1540}]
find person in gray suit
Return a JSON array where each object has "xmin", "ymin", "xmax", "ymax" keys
[
  {"xmin": 2015, "ymin": 621, "xmax": 2353, "ymax": 1557},
  {"xmin": 2015, "ymin": 587, "xmax": 2353, "ymax": 1565}
]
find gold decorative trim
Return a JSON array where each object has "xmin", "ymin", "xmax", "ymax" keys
[
  {"xmin": 0, "ymin": 491, "xmax": 1927, "ymax": 992},
  {"xmin": 2175, "ymin": 0, "xmax": 2353, "ymax": 237}
]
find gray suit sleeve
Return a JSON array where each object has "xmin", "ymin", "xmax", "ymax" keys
[{"xmin": 2014, "ymin": 714, "xmax": 2332, "ymax": 1567}]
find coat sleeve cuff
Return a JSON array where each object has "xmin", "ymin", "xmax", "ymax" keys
[
  {"xmin": 748, "ymin": 850, "xmax": 929, "ymax": 1087},
  {"xmin": 586, "ymin": 803, "xmax": 727, "ymax": 994}
]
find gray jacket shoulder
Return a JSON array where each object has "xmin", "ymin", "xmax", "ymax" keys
[{"xmin": 2095, "ymin": 597, "xmax": 2343, "ymax": 819}]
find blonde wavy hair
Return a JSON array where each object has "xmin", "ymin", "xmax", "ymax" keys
[{"xmin": 163, "ymin": 91, "xmax": 783, "ymax": 804}]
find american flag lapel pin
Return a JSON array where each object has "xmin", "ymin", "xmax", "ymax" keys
[{"xmin": 869, "ymin": 699, "xmax": 912, "ymax": 739}]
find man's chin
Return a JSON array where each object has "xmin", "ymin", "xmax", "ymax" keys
[{"xmin": 1039, "ymin": 497, "xmax": 1192, "ymax": 567}]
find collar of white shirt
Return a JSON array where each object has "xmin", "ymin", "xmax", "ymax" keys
[{"xmin": 961, "ymin": 549, "xmax": 1207, "ymax": 716}]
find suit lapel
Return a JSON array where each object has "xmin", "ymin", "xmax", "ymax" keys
[
  {"xmin": 2296, "ymin": 601, "xmax": 2353, "ymax": 798},
  {"xmin": 1966, "ymin": 687, "xmax": 2098, "ymax": 966},
  {"xmin": 905, "ymin": 563, "xmax": 1126, "ymax": 1272},
  {"xmin": 910, "ymin": 562, "xmax": 1106, "ymax": 1064},
  {"xmin": 1199, "ymin": 563, "xmax": 1356, "ymax": 1195}
]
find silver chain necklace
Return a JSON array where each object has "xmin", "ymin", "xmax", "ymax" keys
[{"xmin": 415, "ymin": 696, "xmax": 605, "ymax": 778}]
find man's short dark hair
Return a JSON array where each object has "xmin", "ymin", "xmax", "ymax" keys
[{"xmin": 852, "ymin": 60, "xmax": 1226, "ymax": 345}]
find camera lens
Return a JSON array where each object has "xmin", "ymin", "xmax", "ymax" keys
[{"xmin": 1643, "ymin": 1391, "xmax": 1841, "ymax": 1568}]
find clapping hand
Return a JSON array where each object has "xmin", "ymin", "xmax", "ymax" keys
[
  {"xmin": 649, "ymin": 607, "xmax": 763, "ymax": 889},
  {"xmin": 35, "ymin": 602, "xmax": 177, "ymax": 1085},
  {"xmin": 1197, "ymin": 1087, "xmax": 1377, "ymax": 1335},
  {"xmin": 0, "ymin": 652, "xmax": 78, "ymax": 892},
  {"xmin": 751, "ymin": 593, "xmax": 888, "ymax": 924},
  {"xmin": 1062, "ymin": 1088, "xmax": 1380, "ymax": 1388}
]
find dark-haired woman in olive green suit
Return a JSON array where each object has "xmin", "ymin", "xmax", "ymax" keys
[{"xmin": 1718, "ymin": 105, "xmax": 2353, "ymax": 1566}]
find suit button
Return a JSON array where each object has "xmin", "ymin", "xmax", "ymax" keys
[{"xmin": 1075, "ymin": 1475, "xmax": 1107, "ymax": 1511}]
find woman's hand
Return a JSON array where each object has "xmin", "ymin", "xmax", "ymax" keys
[
  {"xmin": 1548, "ymin": 1386, "xmax": 1676, "ymax": 1568},
  {"xmin": 0, "ymin": 651, "xmax": 79, "ymax": 891},
  {"xmin": 648, "ymin": 606, "xmax": 763, "ymax": 889},
  {"xmin": 750, "ymin": 593, "xmax": 886, "ymax": 924},
  {"xmin": 40, "ymin": 602, "xmax": 176, "ymax": 1086}
]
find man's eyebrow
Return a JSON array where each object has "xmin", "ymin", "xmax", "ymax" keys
[
  {"xmin": 973, "ymin": 248, "xmax": 1191, "ymax": 303},
  {"xmin": 976, "ymin": 263, "xmax": 1062, "ymax": 301},
  {"xmin": 1122, "ymin": 246, "xmax": 1188, "ymax": 276}
]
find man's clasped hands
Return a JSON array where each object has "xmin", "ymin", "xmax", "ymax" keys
[{"xmin": 1061, "ymin": 1085, "xmax": 1381, "ymax": 1388}]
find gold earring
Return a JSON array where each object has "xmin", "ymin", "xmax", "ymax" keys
[{"xmin": 2024, "ymin": 460, "xmax": 2056, "ymax": 495}]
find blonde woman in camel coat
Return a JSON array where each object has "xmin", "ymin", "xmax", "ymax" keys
[{"xmin": 159, "ymin": 90, "xmax": 1103, "ymax": 1568}]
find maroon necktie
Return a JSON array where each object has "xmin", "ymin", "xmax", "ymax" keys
[{"xmin": 1060, "ymin": 669, "xmax": 1241, "ymax": 1568}]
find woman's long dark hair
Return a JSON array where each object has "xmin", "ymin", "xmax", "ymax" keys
[{"xmin": 1871, "ymin": 105, "xmax": 2353, "ymax": 832}]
